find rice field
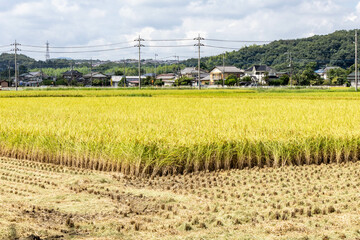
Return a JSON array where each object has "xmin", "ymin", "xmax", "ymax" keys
[
  {"xmin": 1, "ymin": 88, "xmax": 360, "ymax": 175},
  {"xmin": 1, "ymin": 157, "xmax": 360, "ymax": 239}
]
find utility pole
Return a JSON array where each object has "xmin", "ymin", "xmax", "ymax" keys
[
  {"xmin": 45, "ymin": 41, "xmax": 50, "ymax": 62},
  {"xmin": 174, "ymin": 54, "xmax": 180, "ymax": 87},
  {"xmin": 8, "ymin": 61, "xmax": 10, "ymax": 84},
  {"xmin": 90, "ymin": 58, "xmax": 93, "ymax": 85},
  {"xmin": 194, "ymin": 34, "xmax": 204, "ymax": 90},
  {"xmin": 222, "ymin": 53, "xmax": 225, "ymax": 87},
  {"xmin": 356, "ymin": 30, "xmax": 358, "ymax": 92},
  {"xmin": 134, "ymin": 35, "xmax": 145, "ymax": 89},
  {"xmin": 11, "ymin": 40, "xmax": 20, "ymax": 91},
  {"xmin": 288, "ymin": 52, "xmax": 293, "ymax": 87},
  {"xmin": 123, "ymin": 58, "xmax": 126, "ymax": 88},
  {"xmin": 154, "ymin": 53, "xmax": 158, "ymax": 79},
  {"xmin": 284, "ymin": 52, "xmax": 293, "ymax": 87},
  {"xmin": 290, "ymin": 52, "xmax": 293, "ymax": 87},
  {"xmin": 39, "ymin": 62, "xmax": 43, "ymax": 87},
  {"xmin": 71, "ymin": 63, "xmax": 74, "ymax": 86}
]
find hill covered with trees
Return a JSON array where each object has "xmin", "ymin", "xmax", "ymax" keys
[{"xmin": 183, "ymin": 29, "xmax": 357, "ymax": 73}]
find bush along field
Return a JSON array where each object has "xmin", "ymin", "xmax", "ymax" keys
[{"xmin": 1, "ymin": 89, "xmax": 360, "ymax": 176}]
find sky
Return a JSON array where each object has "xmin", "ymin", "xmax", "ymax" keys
[{"xmin": 0, "ymin": 0, "xmax": 360, "ymax": 61}]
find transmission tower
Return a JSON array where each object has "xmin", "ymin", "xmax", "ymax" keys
[{"xmin": 45, "ymin": 41, "xmax": 50, "ymax": 61}]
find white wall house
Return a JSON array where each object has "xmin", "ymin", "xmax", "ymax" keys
[
  {"xmin": 244, "ymin": 65, "xmax": 277, "ymax": 84},
  {"xmin": 315, "ymin": 66, "xmax": 340, "ymax": 80},
  {"xmin": 111, "ymin": 75, "xmax": 146, "ymax": 87}
]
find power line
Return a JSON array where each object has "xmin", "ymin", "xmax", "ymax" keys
[
  {"xmin": 146, "ymin": 38, "xmax": 193, "ymax": 42},
  {"xmin": 147, "ymin": 44, "xmax": 195, "ymax": 48},
  {"xmin": 205, "ymin": 38, "xmax": 271, "ymax": 43},
  {"xmin": 21, "ymin": 46, "xmax": 134, "ymax": 54},
  {"xmin": 21, "ymin": 41, "xmax": 134, "ymax": 49},
  {"xmin": 204, "ymin": 44, "xmax": 242, "ymax": 50}
]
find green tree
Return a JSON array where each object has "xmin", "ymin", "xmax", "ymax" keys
[
  {"xmin": 299, "ymin": 62, "xmax": 320, "ymax": 85},
  {"xmin": 176, "ymin": 76, "xmax": 193, "ymax": 86},
  {"xmin": 114, "ymin": 70, "xmax": 124, "ymax": 76},
  {"xmin": 328, "ymin": 68, "xmax": 347, "ymax": 85},
  {"xmin": 118, "ymin": 77, "xmax": 126, "ymax": 87},
  {"xmin": 154, "ymin": 79, "xmax": 163, "ymax": 86},
  {"xmin": 143, "ymin": 76, "xmax": 153, "ymax": 86},
  {"xmin": 242, "ymin": 76, "xmax": 252, "ymax": 82},
  {"xmin": 279, "ymin": 75, "xmax": 290, "ymax": 85},
  {"xmin": 19, "ymin": 65, "xmax": 28, "ymax": 74},
  {"xmin": 225, "ymin": 75, "xmax": 238, "ymax": 86},
  {"xmin": 263, "ymin": 72, "xmax": 269, "ymax": 83}
]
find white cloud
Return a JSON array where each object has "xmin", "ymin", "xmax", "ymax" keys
[
  {"xmin": 0, "ymin": 0, "xmax": 358, "ymax": 61},
  {"xmin": 356, "ymin": 1, "xmax": 360, "ymax": 12}
]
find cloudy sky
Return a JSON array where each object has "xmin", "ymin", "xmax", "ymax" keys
[{"xmin": 0, "ymin": 0, "xmax": 360, "ymax": 61}]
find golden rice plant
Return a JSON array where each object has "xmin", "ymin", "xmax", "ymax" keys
[{"xmin": 0, "ymin": 89, "xmax": 360, "ymax": 175}]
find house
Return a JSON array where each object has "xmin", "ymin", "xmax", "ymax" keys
[
  {"xmin": 111, "ymin": 76, "xmax": 125, "ymax": 87},
  {"xmin": 347, "ymin": 72, "xmax": 360, "ymax": 87},
  {"xmin": 124, "ymin": 76, "xmax": 146, "ymax": 87},
  {"xmin": 83, "ymin": 72, "xmax": 108, "ymax": 85},
  {"xmin": 209, "ymin": 66, "xmax": 244, "ymax": 85},
  {"xmin": 181, "ymin": 67, "xmax": 208, "ymax": 79},
  {"xmin": 315, "ymin": 66, "xmax": 340, "ymax": 80},
  {"xmin": 156, "ymin": 73, "xmax": 178, "ymax": 87},
  {"xmin": 245, "ymin": 65, "xmax": 277, "ymax": 84},
  {"xmin": 19, "ymin": 72, "xmax": 47, "ymax": 86},
  {"xmin": 200, "ymin": 74, "xmax": 211, "ymax": 85},
  {"xmin": 0, "ymin": 80, "xmax": 9, "ymax": 88},
  {"xmin": 62, "ymin": 70, "xmax": 84, "ymax": 83}
]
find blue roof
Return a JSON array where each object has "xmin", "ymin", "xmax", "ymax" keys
[{"xmin": 315, "ymin": 69, "xmax": 325, "ymax": 74}]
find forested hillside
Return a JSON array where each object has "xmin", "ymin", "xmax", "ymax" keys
[{"xmin": 183, "ymin": 30, "xmax": 356, "ymax": 72}]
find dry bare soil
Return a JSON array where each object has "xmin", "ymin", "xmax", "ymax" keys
[{"xmin": 1, "ymin": 157, "xmax": 360, "ymax": 240}]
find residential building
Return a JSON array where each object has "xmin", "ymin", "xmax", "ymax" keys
[
  {"xmin": 83, "ymin": 72, "xmax": 108, "ymax": 85},
  {"xmin": 181, "ymin": 67, "xmax": 208, "ymax": 79},
  {"xmin": 62, "ymin": 70, "xmax": 84, "ymax": 83},
  {"xmin": 19, "ymin": 71, "xmax": 48, "ymax": 86},
  {"xmin": 245, "ymin": 65, "xmax": 277, "ymax": 84},
  {"xmin": 124, "ymin": 76, "xmax": 146, "ymax": 87},
  {"xmin": 0, "ymin": 80, "xmax": 9, "ymax": 88},
  {"xmin": 111, "ymin": 75, "xmax": 148, "ymax": 87},
  {"xmin": 347, "ymin": 72, "xmax": 360, "ymax": 87},
  {"xmin": 200, "ymin": 74, "xmax": 210, "ymax": 85},
  {"xmin": 315, "ymin": 66, "xmax": 340, "ymax": 80},
  {"xmin": 111, "ymin": 76, "xmax": 124, "ymax": 87},
  {"xmin": 156, "ymin": 73, "xmax": 178, "ymax": 87},
  {"xmin": 209, "ymin": 66, "xmax": 244, "ymax": 85}
]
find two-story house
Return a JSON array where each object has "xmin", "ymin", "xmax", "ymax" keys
[
  {"xmin": 245, "ymin": 65, "xmax": 277, "ymax": 84},
  {"xmin": 209, "ymin": 66, "xmax": 244, "ymax": 85}
]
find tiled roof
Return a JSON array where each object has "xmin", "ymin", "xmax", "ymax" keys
[
  {"xmin": 213, "ymin": 66, "xmax": 243, "ymax": 73},
  {"xmin": 84, "ymin": 72, "xmax": 107, "ymax": 78},
  {"xmin": 181, "ymin": 67, "xmax": 207, "ymax": 75}
]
